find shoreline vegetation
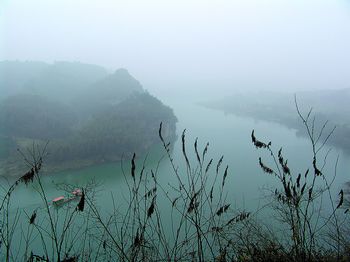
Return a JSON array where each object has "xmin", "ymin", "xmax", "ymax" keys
[
  {"xmin": 0, "ymin": 119, "xmax": 349, "ymax": 261},
  {"xmin": 0, "ymin": 61, "xmax": 177, "ymax": 176},
  {"xmin": 0, "ymin": 61, "xmax": 349, "ymax": 260},
  {"xmin": 199, "ymin": 89, "xmax": 350, "ymax": 154}
]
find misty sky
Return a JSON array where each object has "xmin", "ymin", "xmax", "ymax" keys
[{"xmin": 1, "ymin": 0, "xmax": 350, "ymax": 95}]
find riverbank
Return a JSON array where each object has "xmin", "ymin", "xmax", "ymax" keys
[{"xmin": 199, "ymin": 90, "xmax": 350, "ymax": 154}]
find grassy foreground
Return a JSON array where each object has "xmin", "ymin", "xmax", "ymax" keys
[{"xmin": 1, "ymin": 109, "xmax": 349, "ymax": 261}]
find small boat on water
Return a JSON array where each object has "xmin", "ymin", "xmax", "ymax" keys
[
  {"xmin": 72, "ymin": 189, "xmax": 82, "ymax": 196},
  {"xmin": 52, "ymin": 189, "xmax": 82, "ymax": 206},
  {"xmin": 52, "ymin": 196, "xmax": 65, "ymax": 205}
]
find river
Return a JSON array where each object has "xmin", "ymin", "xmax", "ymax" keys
[
  {"xmin": 3, "ymin": 97, "xmax": 350, "ymax": 259},
  {"xmin": 8, "ymin": 97, "xmax": 350, "ymax": 211}
]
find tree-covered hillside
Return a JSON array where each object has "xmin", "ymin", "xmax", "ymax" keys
[
  {"xmin": 0, "ymin": 94, "xmax": 76, "ymax": 139},
  {"xmin": 0, "ymin": 61, "xmax": 177, "ymax": 175},
  {"xmin": 73, "ymin": 68, "xmax": 144, "ymax": 117},
  {"xmin": 47, "ymin": 92, "xmax": 177, "ymax": 164}
]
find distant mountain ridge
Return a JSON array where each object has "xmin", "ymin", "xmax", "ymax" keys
[
  {"xmin": 201, "ymin": 89, "xmax": 350, "ymax": 153},
  {"xmin": 0, "ymin": 61, "xmax": 109, "ymax": 100}
]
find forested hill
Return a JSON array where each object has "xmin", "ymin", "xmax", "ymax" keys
[{"xmin": 0, "ymin": 61, "xmax": 177, "ymax": 176}]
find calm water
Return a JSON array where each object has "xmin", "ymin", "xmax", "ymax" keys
[
  {"xmin": 4, "ymin": 98, "xmax": 350, "ymax": 259},
  {"xmin": 8, "ymin": 98, "xmax": 350, "ymax": 212}
]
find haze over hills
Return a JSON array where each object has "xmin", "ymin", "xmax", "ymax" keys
[
  {"xmin": 1, "ymin": 1, "xmax": 350, "ymax": 261},
  {"xmin": 0, "ymin": 61, "xmax": 177, "ymax": 176},
  {"xmin": 201, "ymin": 89, "xmax": 350, "ymax": 153},
  {"xmin": 0, "ymin": 61, "xmax": 108, "ymax": 101}
]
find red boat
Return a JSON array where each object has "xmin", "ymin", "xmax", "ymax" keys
[
  {"xmin": 72, "ymin": 189, "xmax": 82, "ymax": 196},
  {"xmin": 52, "ymin": 196, "xmax": 65, "ymax": 205},
  {"xmin": 52, "ymin": 189, "xmax": 82, "ymax": 206}
]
